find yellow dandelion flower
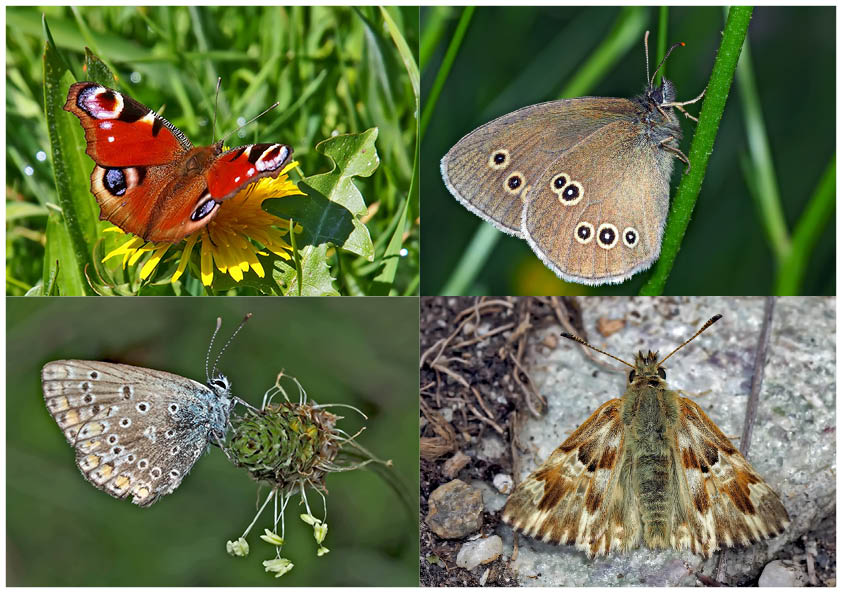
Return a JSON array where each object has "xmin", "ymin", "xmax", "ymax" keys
[{"xmin": 102, "ymin": 161, "xmax": 303, "ymax": 287}]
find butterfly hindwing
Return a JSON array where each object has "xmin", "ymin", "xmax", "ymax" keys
[{"xmin": 522, "ymin": 112, "xmax": 672, "ymax": 286}]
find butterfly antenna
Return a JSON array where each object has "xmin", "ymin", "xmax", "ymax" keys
[
  {"xmin": 644, "ymin": 30, "xmax": 651, "ymax": 84},
  {"xmin": 560, "ymin": 332, "xmax": 635, "ymax": 368},
  {"xmin": 657, "ymin": 314, "xmax": 722, "ymax": 367},
  {"xmin": 650, "ymin": 39, "xmax": 686, "ymax": 87},
  {"xmin": 218, "ymin": 102, "xmax": 280, "ymax": 146},
  {"xmin": 211, "ymin": 313, "xmax": 253, "ymax": 379},
  {"xmin": 212, "ymin": 77, "xmax": 221, "ymax": 143},
  {"xmin": 205, "ymin": 317, "xmax": 224, "ymax": 382}
]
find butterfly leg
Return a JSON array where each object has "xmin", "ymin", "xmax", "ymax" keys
[
  {"xmin": 663, "ymin": 87, "xmax": 707, "ymax": 123},
  {"xmin": 232, "ymin": 395, "xmax": 261, "ymax": 413},
  {"xmin": 658, "ymin": 138, "xmax": 691, "ymax": 174}
]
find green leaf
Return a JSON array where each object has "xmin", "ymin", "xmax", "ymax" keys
[
  {"xmin": 265, "ymin": 129, "xmax": 378, "ymax": 260},
  {"xmin": 43, "ymin": 207, "xmax": 86, "ymax": 295},
  {"xmin": 83, "ymin": 47, "xmax": 118, "ymax": 87},
  {"xmin": 275, "ymin": 245, "xmax": 339, "ymax": 296},
  {"xmin": 6, "ymin": 202, "xmax": 49, "ymax": 221},
  {"xmin": 43, "ymin": 19, "xmax": 100, "ymax": 294}
]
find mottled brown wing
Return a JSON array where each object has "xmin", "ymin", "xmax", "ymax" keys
[
  {"xmin": 502, "ymin": 399, "xmax": 642, "ymax": 557},
  {"xmin": 441, "ymin": 98, "xmax": 630, "ymax": 237},
  {"xmin": 522, "ymin": 110, "xmax": 674, "ymax": 285},
  {"xmin": 668, "ymin": 396, "xmax": 790, "ymax": 557}
]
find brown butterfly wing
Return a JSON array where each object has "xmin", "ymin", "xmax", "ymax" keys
[
  {"xmin": 667, "ymin": 396, "xmax": 790, "ymax": 557},
  {"xmin": 502, "ymin": 399, "xmax": 643, "ymax": 557},
  {"xmin": 441, "ymin": 98, "xmax": 629, "ymax": 237},
  {"xmin": 522, "ymin": 104, "xmax": 675, "ymax": 285}
]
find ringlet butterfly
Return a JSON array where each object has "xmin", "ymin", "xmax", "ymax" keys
[{"xmin": 441, "ymin": 31, "xmax": 705, "ymax": 286}]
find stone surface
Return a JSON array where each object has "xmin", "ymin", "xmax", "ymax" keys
[
  {"xmin": 426, "ymin": 479, "xmax": 484, "ymax": 539},
  {"xmin": 502, "ymin": 297, "xmax": 835, "ymax": 586},
  {"xmin": 493, "ymin": 473, "xmax": 513, "ymax": 494},
  {"xmin": 456, "ymin": 535, "xmax": 503, "ymax": 570},
  {"xmin": 469, "ymin": 480, "xmax": 506, "ymax": 513},
  {"xmin": 758, "ymin": 560, "xmax": 806, "ymax": 587}
]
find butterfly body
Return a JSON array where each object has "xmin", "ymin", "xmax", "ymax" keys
[
  {"xmin": 42, "ymin": 359, "xmax": 234, "ymax": 507},
  {"xmin": 63, "ymin": 82, "xmax": 293, "ymax": 243},
  {"xmin": 502, "ymin": 350, "xmax": 790, "ymax": 558}
]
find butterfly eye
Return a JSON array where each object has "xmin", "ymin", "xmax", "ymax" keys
[
  {"xmin": 658, "ymin": 367, "xmax": 666, "ymax": 379},
  {"xmin": 628, "ymin": 370, "xmax": 636, "ymax": 382}
]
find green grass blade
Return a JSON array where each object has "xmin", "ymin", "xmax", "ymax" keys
[
  {"xmin": 640, "ymin": 6, "xmax": 754, "ymax": 296},
  {"xmin": 419, "ymin": 6, "xmax": 474, "ymax": 141},
  {"xmin": 419, "ymin": 6, "xmax": 453, "ymax": 73},
  {"xmin": 734, "ymin": 25, "xmax": 791, "ymax": 264},
  {"xmin": 775, "ymin": 156, "xmax": 836, "ymax": 295},
  {"xmin": 440, "ymin": 224, "xmax": 499, "ymax": 296},
  {"xmin": 557, "ymin": 6, "xmax": 647, "ymax": 98},
  {"xmin": 369, "ymin": 190, "xmax": 410, "ymax": 295},
  {"xmin": 381, "ymin": 7, "xmax": 419, "ymax": 112}
]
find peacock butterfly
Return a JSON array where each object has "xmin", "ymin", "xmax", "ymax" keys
[{"xmin": 63, "ymin": 82, "xmax": 293, "ymax": 243}]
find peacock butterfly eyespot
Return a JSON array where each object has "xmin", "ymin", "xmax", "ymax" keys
[{"xmin": 63, "ymin": 82, "xmax": 294, "ymax": 244}]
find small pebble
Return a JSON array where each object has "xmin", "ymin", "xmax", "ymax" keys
[
  {"xmin": 456, "ymin": 535, "xmax": 503, "ymax": 570},
  {"xmin": 426, "ymin": 479, "xmax": 484, "ymax": 539},
  {"xmin": 758, "ymin": 560, "xmax": 805, "ymax": 587},
  {"xmin": 492, "ymin": 473, "xmax": 513, "ymax": 494}
]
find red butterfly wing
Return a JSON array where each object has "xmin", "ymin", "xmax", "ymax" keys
[
  {"xmin": 206, "ymin": 143, "xmax": 293, "ymax": 199},
  {"xmin": 64, "ymin": 82, "xmax": 190, "ymax": 167},
  {"xmin": 64, "ymin": 83, "xmax": 293, "ymax": 244}
]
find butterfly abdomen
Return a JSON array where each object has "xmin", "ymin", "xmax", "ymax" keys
[{"xmin": 626, "ymin": 386, "xmax": 680, "ymax": 548}]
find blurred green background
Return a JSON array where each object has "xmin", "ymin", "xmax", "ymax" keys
[
  {"xmin": 421, "ymin": 6, "xmax": 835, "ymax": 296},
  {"xmin": 7, "ymin": 297, "xmax": 419, "ymax": 586},
  {"xmin": 6, "ymin": 6, "xmax": 419, "ymax": 296}
]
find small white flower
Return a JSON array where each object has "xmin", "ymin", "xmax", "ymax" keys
[
  {"xmin": 317, "ymin": 546, "xmax": 330, "ymax": 557},
  {"xmin": 313, "ymin": 522, "xmax": 328, "ymax": 544},
  {"xmin": 226, "ymin": 537, "xmax": 249, "ymax": 557},
  {"xmin": 263, "ymin": 557, "xmax": 294, "ymax": 578},
  {"xmin": 300, "ymin": 513, "xmax": 319, "ymax": 526},
  {"xmin": 259, "ymin": 528, "xmax": 285, "ymax": 546}
]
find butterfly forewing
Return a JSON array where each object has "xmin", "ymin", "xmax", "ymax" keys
[
  {"xmin": 64, "ymin": 82, "xmax": 191, "ymax": 167},
  {"xmin": 668, "ymin": 396, "xmax": 790, "ymax": 556},
  {"xmin": 42, "ymin": 360, "xmax": 231, "ymax": 507},
  {"xmin": 441, "ymin": 98, "xmax": 623, "ymax": 237},
  {"xmin": 502, "ymin": 398, "xmax": 645, "ymax": 557}
]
